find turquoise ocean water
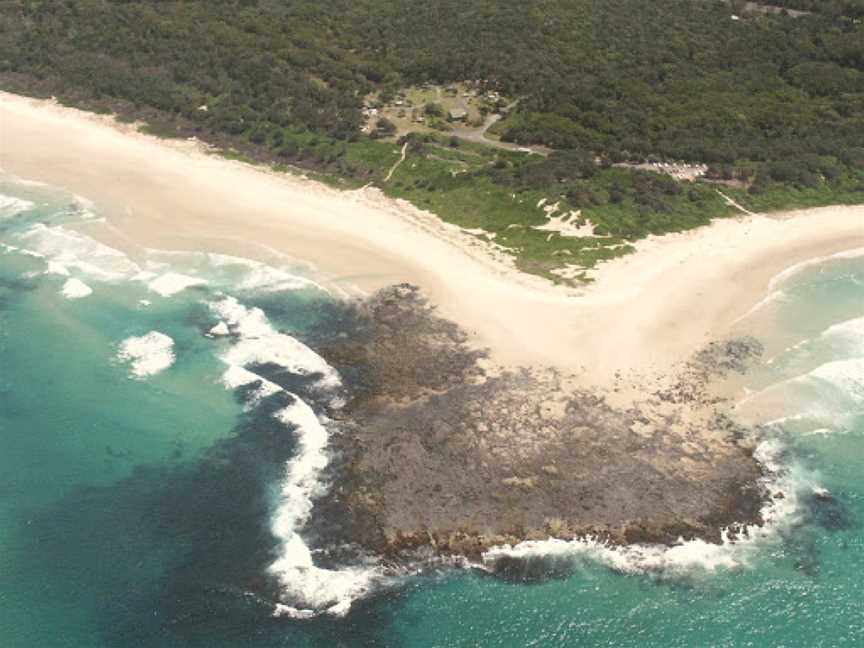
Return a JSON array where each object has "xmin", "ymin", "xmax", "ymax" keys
[{"xmin": 1, "ymin": 176, "xmax": 862, "ymax": 647}]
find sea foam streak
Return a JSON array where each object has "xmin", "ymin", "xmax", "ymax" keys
[
  {"xmin": 117, "ymin": 331, "xmax": 175, "ymax": 379},
  {"xmin": 483, "ymin": 440, "xmax": 804, "ymax": 576},
  {"xmin": 210, "ymin": 295, "xmax": 383, "ymax": 617}
]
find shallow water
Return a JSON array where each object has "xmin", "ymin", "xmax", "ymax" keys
[{"xmin": 1, "ymin": 177, "xmax": 862, "ymax": 646}]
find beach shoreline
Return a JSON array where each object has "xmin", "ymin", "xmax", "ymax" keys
[{"xmin": 2, "ymin": 90, "xmax": 863, "ymax": 388}]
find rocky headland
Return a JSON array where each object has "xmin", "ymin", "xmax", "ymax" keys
[{"xmin": 307, "ymin": 285, "xmax": 767, "ymax": 561}]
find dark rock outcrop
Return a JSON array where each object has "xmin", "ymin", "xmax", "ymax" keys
[{"xmin": 309, "ymin": 285, "xmax": 766, "ymax": 561}]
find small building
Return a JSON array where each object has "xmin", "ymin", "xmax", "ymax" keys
[{"xmin": 448, "ymin": 108, "xmax": 468, "ymax": 121}]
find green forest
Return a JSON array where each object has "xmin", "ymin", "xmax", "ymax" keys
[{"xmin": 2, "ymin": 0, "xmax": 863, "ymax": 282}]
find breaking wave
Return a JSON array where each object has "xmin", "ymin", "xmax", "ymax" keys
[
  {"xmin": 145, "ymin": 249, "xmax": 332, "ymax": 296},
  {"xmin": 206, "ymin": 252, "xmax": 329, "ymax": 295},
  {"xmin": 268, "ymin": 397, "xmax": 387, "ymax": 619},
  {"xmin": 735, "ymin": 248, "xmax": 864, "ymax": 324},
  {"xmin": 736, "ymin": 356, "xmax": 864, "ymax": 432},
  {"xmin": 0, "ymin": 193, "xmax": 35, "ymax": 216},
  {"xmin": 482, "ymin": 439, "xmax": 807, "ymax": 576},
  {"xmin": 210, "ymin": 296, "xmax": 341, "ymax": 391},
  {"xmin": 806, "ymin": 358, "xmax": 864, "ymax": 410},
  {"xmin": 767, "ymin": 247, "xmax": 864, "ymax": 292},
  {"xmin": 209, "ymin": 295, "xmax": 386, "ymax": 618},
  {"xmin": 17, "ymin": 223, "xmax": 141, "ymax": 281},
  {"xmin": 820, "ymin": 316, "xmax": 864, "ymax": 354}
]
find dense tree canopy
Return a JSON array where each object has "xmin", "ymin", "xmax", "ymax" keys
[{"xmin": 1, "ymin": 0, "xmax": 863, "ymax": 169}]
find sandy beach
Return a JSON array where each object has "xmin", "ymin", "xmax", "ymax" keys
[{"xmin": 1, "ymin": 91, "xmax": 863, "ymax": 388}]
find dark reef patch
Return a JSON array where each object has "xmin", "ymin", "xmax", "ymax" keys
[{"xmin": 805, "ymin": 489, "xmax": 855, "ymax": 533}]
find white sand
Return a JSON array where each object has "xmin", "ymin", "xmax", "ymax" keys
[{"xmin": 2, "ymin": 91, "xmax": 863, "ymax": 387}]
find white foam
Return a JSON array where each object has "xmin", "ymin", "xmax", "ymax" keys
[
  {"xmin": 60, "ymin": 278, "xmax": 93, "ymax": 299},
  {"xmin": 206, "ymin": 253, "xmax": 325, "ymax": 293},
  {"xmin": 208, "ymin": 321, "xmax": 230, "ymax": 337},
  {"xmin": 71, "ymin": 195, "xmax": 98, "ymax": 220},
  {"xmin": 822, "ymin": 316, "xmax": 864, "ymax": 338},
  {"xmin": 147, "ymin": 272, "xmax": 207, "ymax": 297},
  {"xmin": 207, "ymin": 299, "xmax": 378, "ymax": 617},
  {"xmin": 802, "ymin": 428, "xmax": 837, "ymax": 437},
  {"xmin": 143, "ymin": 250, "xmax": 330, "ymax": 296},
  {"xmin": 0, "ymin": 194, "xmax": 34, "ymax": 216},
  {"xmin": 46, "ymin": 261, "xmax": 70, "ymax": 276},
  {"xmin": 268, "ymin": 397, "xmax": 386, "ymax": 618},
  {"xmin": 482, "ymin": 439, "xmax": 806, "ymax": 577},
  {"xmin": 117, "ymin": 331, "xmax": 175, "ymax": 379},
  {"xmin": 819, "ymin": 316, "xmax": 864, "ymax": 355},
  {"xmin": 131, "ymin": 270, "xmax": 159, "ymax": 283},
  {"xmin": 220, "ymin": 364, "xmax": 282, "ymax": 408},
  {"xmin": 737, "ymin": 356, "xmax": 864, "ymax": 431},
  {"xmin": 210, "ymin": 296, "xmax": 340, "ymax": 390},
  {"xmin": 807, "ymin": 357, "xmax": 864, "ymax": 406},
  {"xmin": 16, "ymin": 224, "xmax": 140, "ymax": 281}
]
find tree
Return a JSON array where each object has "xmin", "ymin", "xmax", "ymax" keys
[
  {"xmin": 424, "ymin": 102, "xmax": 444, "ymax": 118},
  {"xmin": 375, "ymin": 117, "xmax": 397, "ymax": 136}
]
